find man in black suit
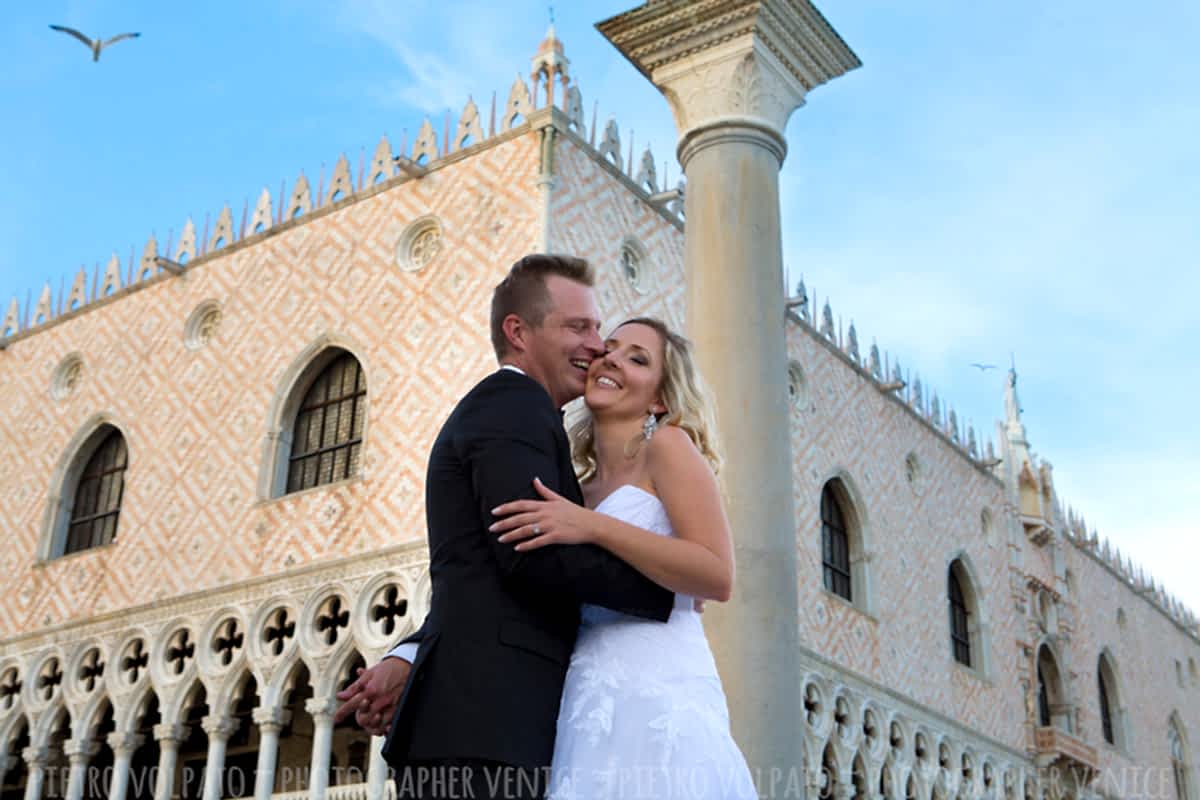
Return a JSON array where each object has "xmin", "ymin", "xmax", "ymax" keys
[{"xmin": 335, "ymin": 254, "xmax": 674, "ymax": 799}]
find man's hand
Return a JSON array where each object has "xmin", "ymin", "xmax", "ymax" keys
[{"xmin": 334, "ymin": 657, "xmax": 412, "ymax": 736}]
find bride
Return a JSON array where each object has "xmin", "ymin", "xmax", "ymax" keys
[{"xmin": 490, "ymin": 317, "xmax": 757, "ymax": 800}]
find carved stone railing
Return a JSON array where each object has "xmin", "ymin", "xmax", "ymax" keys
[
  {"xmin": 264, "ymin": 780, "xmax": 395, "ymax": 800},
  {"xmin": 1033, "ymin": 726, "xmax": 1099, "ymax": 799}
]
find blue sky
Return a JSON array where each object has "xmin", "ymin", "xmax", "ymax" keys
[{"xmin": 3, "ymin": 1, "xmax": 1197, "ymax": 614}]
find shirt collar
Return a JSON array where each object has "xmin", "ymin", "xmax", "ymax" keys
[{"xmin": 500, "ymin": 364, "xmax": 526, "ymax": 376}]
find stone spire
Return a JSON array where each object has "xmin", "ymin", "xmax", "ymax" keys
[
  {"xmin": 531, "ymin": 24, "xmax": 570, "ymax": 109},
  {"xmin": 1004, "ymin": 366, "xmax": 1032, "ymax": 467}
]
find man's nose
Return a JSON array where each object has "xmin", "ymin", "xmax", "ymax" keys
[{"xmin": 585, "ymin": 329, "xmax": 604, "ymax": 354}]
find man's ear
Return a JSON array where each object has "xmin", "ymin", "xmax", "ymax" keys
[{"xmin": 501, "ymin": 313, "xmax": 526, "ymax": 354}]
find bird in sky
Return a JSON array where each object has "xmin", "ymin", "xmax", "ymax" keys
[
  {"xmin": 49, "ymin": 25, "xmax": 140, "ymax": 62},
  {"xmin": 970, "ymin": 363, "xmax": 997, "ymax": 371}
]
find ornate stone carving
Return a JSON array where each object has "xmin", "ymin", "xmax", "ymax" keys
[
  {"xmin": 2, "ymin": 297, "xmax": 19, "ymax": 337},
  {"xmin": 367, "ymin": 135, "xmax": 394, "ymax": 186},
  {"xmin": 597, "ymin": 119, "xmax": 621, "ymax": 166},
  {"xmin": 100, "ymin": 253, "xmax": 122, "ymax": 297},
  {"xmin": 634, "ymin": 145, "xmax": 657, "ymax": 192},
  {"xmin": 175, "ymin": 218, "xmax": 197, "ymax": 262},
  {"xmin": 565, "ymin": 85, "xmax": 585, "ymax": 133},
  {"xmin": 455, "ymin": 98, "xmax": 485, "ymax": 150},
  {"xmin": 136, "ymin": 234, "xmax": 158, "ymax": 282},
  {"xmin": 50, "ymin": 353, "xmax": 83, "ymax": 401},
  {"xmin": 325, "ymin": 154, "xmax": 354, "ymax": 204},
  {"xmin": 249, "ymin": 188, "xmax": 273, "ymax": 234},
  {"xmin": 501, "ymin": 75, "xmax": 532, "ymax": 131},
  {"xmin": 208, "ymin": 205, "xmax": 235, "ymax": 251},
  {"xmin": 66, "ymin": 268, "xmax": 88, "ymax": 312},
  {"xmin": 286, "ymin": 174, "xmax": 313, "ymax": 220},
  {"xmin": 411, "ymin": 118, "xmax": 439, "ymax": 164}
]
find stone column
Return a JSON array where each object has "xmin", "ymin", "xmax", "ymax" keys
[
  {"xmin": 62, "ymin": 739, "xmax": 99, "ymax": 800},
  {"xmin": 305, "ymin": 698, "xmax": 336, "ymax": 800},
  {"xmin": 106, "ymin": 732, "xmax": 145, "ymax": 800},
  {"xmin": 252, "ymin": 707, "xmax": 288, "ymax": 800},
  {"xmin": 21, "ymin": 747, "xmax": 50, "ymax": 800},
  {"xmin": 200, "ymin": 716, "xmax": 238, "ymax": 800},
  {"xmin": 366, "ymin": 736, "xmax": 388, "ymax": 800},
  {"xmin": 152, "ymin": 724, "xmax": 188, "ymax": 800},
  {"xmin": 598, "ymin": 1, "xmax": 860, "ymax": 782}
]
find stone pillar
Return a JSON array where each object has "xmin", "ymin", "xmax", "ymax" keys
[
  {"xmin": 200, "ymin": 716, "xmax": 238, "ymax": 800},
  {"xmin": 62, "ymin": 739, "xmax": 99, "ymax": 800},
  {"xmin": 366, "ymin": 736, "xmax": 389, "ymax": 800},
  {"xmin": 598, "ymin": 1, "xmax": 860, "ymax": 783},
  {"xmin": 305, "ymin": 698, "xmax": 336, "ymax": 800},
  {"xmin": 252, "ymin": 707, "xmax": 288, "ymax": 800},
  {"xmin": 152, "ymin": 724, "xmax": 188, "ymax": 800},
  {"xmin": 21, "ymin": 747, "xmax": 50, "ymax": 800},
  {"xmin": 106, "ymin": 732, "xmax": 145, "ymax": 800}
]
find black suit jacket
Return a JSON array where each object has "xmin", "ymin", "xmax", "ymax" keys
[{"xmin": 382, "ymin": 369, "xmax": 674, "ymax": 770}]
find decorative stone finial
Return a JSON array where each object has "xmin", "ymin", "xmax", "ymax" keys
[
  {"xmin": 820, "ymin": 301, "xmax": 835, "ymax": 341},
  {"xmin": 412, "ymin": 119, "xmax": 439, "ymax": 165},
  {"xmin": 566, "ymin": 84, "xmax": 585, "ymax": 133},
  {"xmin": 597, "ymin": 118, "xmax": 621, "ymax": 166},
  {"xmin": 99, "ymin": 254, "xmax": 121, "ymax": 297},
  {"xmin": 325, "ymin": 155, "xmax": 354, "ymax": 204},
  {"xmin": 502, "ymin": 75, "xmax": 533, "ymax": 131},
  {"xmin": 846, "ymin": 322, "xmax": 860, "ymax": 364},
  {"xmin": 65, "ymin": 268, "xmax": 88, "ymax": 312},
  {"xmin": 249, "ymin": 189, "xmax": 273, "ymax": 234},
  {"xmin": 455, "ymin": 98, "xmax": 485, "ymax": 150},
  {"xmin": 134, "ymin": 234, "xmax": 158, "ymax": 283},
  {"xmin": 209, "ymin": 205, "xmax": 235, "ymax": 250},
  {"xmin": 367, "ymin": 136, "xmax": 394, "ymax": 186},
  {"xmin": 635, "ymin": 144, "xmax": 657, "ymax": 192},
  {"xmin": 867, "ymin": 341, "xmax": 881, "ymax": 379},
  {"xmin": 2, "ymin": 297, "xmax": 19, "ymax": 337}
]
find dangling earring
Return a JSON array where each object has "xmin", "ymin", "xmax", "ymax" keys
[{"xmin": 642, "ymin": 411, "xmax": 658, "ymax": 440}]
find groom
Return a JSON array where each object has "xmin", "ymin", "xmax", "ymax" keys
[{"xmin": 335, "ymin": 254, "xmax": 674, "ymax": 799}]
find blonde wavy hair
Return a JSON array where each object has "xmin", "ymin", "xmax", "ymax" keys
[{"xmin": 568, "ymin": 317, "xmax": 723, "ymax": 481}]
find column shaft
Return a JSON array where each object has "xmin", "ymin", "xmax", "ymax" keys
[
  {"xmin": 683, "ymin": 127, "xmax": 803, "ymax": 776},
  {"xmin": 306, "ymin": 704, "xmax": 335, "ymax": 800},
  {"xmin": 252, "ymin": 723, "xmax": 282, "ymax": 800},
  {"xmin": 366, "ymin": 736, "xmax": 388, "ymax": 800}
]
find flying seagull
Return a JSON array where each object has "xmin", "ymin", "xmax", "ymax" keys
[
  {"xmin": 969, "ymin": 363, "xmax": 997, "ymax": 372},
  {"xmin": 49, "ymin": 25, "xmax": 140, "ymax": 62}
]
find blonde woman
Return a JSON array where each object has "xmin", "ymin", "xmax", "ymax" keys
[{"xmin": 491, "ymin": 317, "xmax": 756, "ymax": 799}]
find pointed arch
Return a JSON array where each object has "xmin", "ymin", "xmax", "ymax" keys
[
  {"xmin": 818, "ymin": 470, "xmax": 875, "ymax": 615},
  {"xmin": 1097, "ymin": 649, "xmax": 1128, "ymax": 751},
  {"xmin": 258, "ymin": 335, "xmax": 371, "ymax": 499},
  {"xmin": 38, "ymin": 414, "xmax": 132, "ymax": 560},
  {"xmin": 1169, "ymin": 713, "xmax": 1192, "ymax": 800},
  {"xmin": 946, "ymin": 552, "xmax": 991, "ymax": 676},
  {"xmin": 0, "ymin": 715, "xmax": 30, "ymax": 800},
  {"xmin": 1036, "ymin": 643, "xmax": 1070, "ymax": 732}
]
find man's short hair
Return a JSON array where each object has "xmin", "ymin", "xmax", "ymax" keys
[{"xmin": 490, "ymin": 254, "xmax": 595, "ymax": 360}]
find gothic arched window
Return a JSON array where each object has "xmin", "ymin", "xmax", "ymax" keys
[
  {"xmin": 1097, "ymin": 651, "xmax": 1125, "ymax": 749},
  {"xmin": 286, "ymin": 352, "xmax": 367, "ymax": 493},
  {"xmin": 948, "ymin": 564, "xmax": 972, "ymax": 667},
  {"xmin": 821, "ymin": 482, "xmax": 852, "ymax": 601},
  {"xmin": 1170, "ymin": 718, "xmax": 1191, "ymax": 800},
  {"xmin": 65, "ymin": 428, "xmax": 127, "ymax": 554}
]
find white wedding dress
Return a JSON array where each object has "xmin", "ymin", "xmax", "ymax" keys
[{"xmin": 548, "ymin": 485, "xmax": 758, "ymax": 799}]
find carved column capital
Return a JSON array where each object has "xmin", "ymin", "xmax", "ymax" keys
[
  {"xmin": 200, "ymin": 714, "xmax": 238, "ymax": 741},
  {"xmin": 152, "ymin": 723, "xmax": 189, "ymax": 745},
  {"xmin": 304, "ymin": 697, "xmax": 337, "ymax": 723},
  {"xmin": 106, "ymin": 731, "xmax": 145, "ymax": 757},
  {"xmin": 252, "ymin": 706, "xmax": 290, "ymax": 732},
  {"xmin": 22, "ymin": 746, "xmax": 51, "ymax": 768},
  {"xmin": 598, "ymin": 0, "xmax": 860, "ymax": 160},
  {"xmin": 63, "ymin": 738, "xmax": 100, "ymax": 763}
]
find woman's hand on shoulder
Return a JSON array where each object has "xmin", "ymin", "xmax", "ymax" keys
[{"xmin": 489, "ymin": 478, "xmax": 598, "ymax": 551}]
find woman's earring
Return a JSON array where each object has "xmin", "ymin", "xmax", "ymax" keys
[{"xmin": 642, "ymin": 412, "xmax": 659, "ymax": 440}]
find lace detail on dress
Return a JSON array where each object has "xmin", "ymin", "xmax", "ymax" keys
[{"xmin": 547, "ymin": 485, "xmax": 757, "ymax": 799}]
